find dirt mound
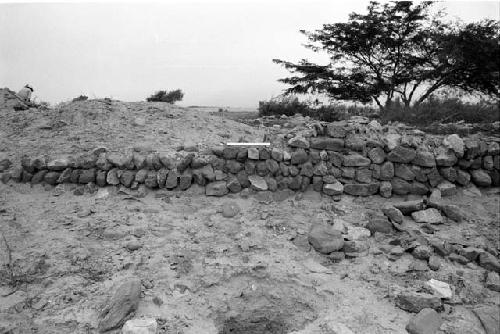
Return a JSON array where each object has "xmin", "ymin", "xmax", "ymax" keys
[{"xmin": 0, "ymin": 98, "xmax": 267, "ymax": 164}]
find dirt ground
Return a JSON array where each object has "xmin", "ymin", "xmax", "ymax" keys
[
  {"xmin": 0, "ymin": 100, "xmax": 499, "ymax": 334},
  {"xmin": 0, "ymin": 181, "xmax": 498, "ymax": 333},
  {"xmin": 0, "ymin": 100, "xmax": 266, "ymax": 163}
]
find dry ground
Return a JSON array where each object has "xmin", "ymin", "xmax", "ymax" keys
[{"xmin": 0, "ymin": 100, "xmax": 266, "ymax": 163}]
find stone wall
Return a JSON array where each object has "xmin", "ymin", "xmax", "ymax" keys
[{"xmin": 1, "ymin": 123, "xmax": 499, "ymax": 197}]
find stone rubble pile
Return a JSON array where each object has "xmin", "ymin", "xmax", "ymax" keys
[{"xmin": 304, "ymin": 193, "xmax": 499, "ymax": 334}]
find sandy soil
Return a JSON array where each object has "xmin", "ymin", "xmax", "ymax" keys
[
  {"xmin": 0, "ymin": 181, "xmax": 499, "ymax": 333},
  {"xmin": 0, "ymin": 100, "xmax": 266, "ymax": 162}
]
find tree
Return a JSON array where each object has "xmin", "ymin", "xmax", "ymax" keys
[
  {"xmin": 147, "ymin": 89, "xmax": 184, "ymax": 103},
  {"xmin": 273, "ymin": 1, "xmax": 499, "ymax": 110},
  {"xmin": 436, "ymin": 20, "xmax": 500, "ymax": 99}
]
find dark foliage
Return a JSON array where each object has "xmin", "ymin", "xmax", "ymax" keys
[
  {"xmin": 258, "ymin": 96, "xmax": 309, "ymax": 117},
  {"xmin": 273, "ymin": 1, "xmax": 499, "ymax": 109},
  {"xmin": 258, "ymin": 96, "xmax": 377, "ymax": 122},
  {"xmin": 380, "ymin": 95, "xmax": 500, "ymax": 126},
  {"xmin": 147, "ymin": 89, "xmax": 184, "ymax": 103},
  {"xmin": 72, "ymin": 95, "xmax": 88, "ymax": 102}
]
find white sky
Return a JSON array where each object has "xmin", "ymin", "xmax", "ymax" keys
[{"xmin": 1, "ymin": 1, "xmax": 499, "ymax": 107}]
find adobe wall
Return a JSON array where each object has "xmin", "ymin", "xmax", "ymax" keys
[{"xmin": 1, "ymin": 121, "xmax": 499, "ymax": 197}]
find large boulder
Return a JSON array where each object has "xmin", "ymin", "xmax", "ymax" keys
[
  {"xmin": 386, "ymin": 133, "xmax": 402, "ymax": 150},
  {"xmin": 308, "ymin": 224, "xmax": 345, "ymax": 254},
  {"xmin": 366, "ymin": 216, "xmax": 394, "ymax": 234},
  {"xmin": 248, "ymin": 175, "xmax": 268, "ymax": 191},
  {"xmin": 97, "ymin": 278, "xmax": 141, "ymax": 332},
  {"xmin": 379, "ymin": 161, "xmax": 395, "ymax": 180},
  {"xmin": 144, "ymin": 171, "xmax": 158, "ymax": 188},
  {"xmin": 472, "ymin": 306, "xmax": 500, "ymax": 334},
  {"xmin": 388, "ymin": 146, "xmax": 416, "ymax": 163},
  {"xmin": 393, "ymin": 200, "xmax": 425, "ymax": 215},
  {"xmin": 479, "ymin": 252, "xmax": 500, "ymax": 273},
  {"xmin": 437, "ymin": 180, "xmax": 456, "ymax": 197},
  {"xmin": 206, "ymin": 181, "xmax": 228, "ymax": 196},
  {"xmin": 488, "ymin": 142, "xmax": 500, "ymax": 155},
  {"xmin": 379, "ymin": 181, "xmax": 392, "ymax": 198},
  {"xmin": 165, "ymin": 170, "xmax": 178, "ymax": 189},
  {"xmin": 412, "ymin": 151, "xmax": 436, "ymax": 167},
  {"xmin": 411, "ymin": 182, "xmax": 429, "ymax": 196},
  {"xmin": 288, "ymin": 136, "xmax": 310, "ymax": 149},
  {"xmin": 47, "ymin": 158, "xmax": 71, "ymax": 171},
  {"xmin": 122, "ymin": 318, "xmax": 158, "ymax": 334},
  {"xmin": 483, "ymin": 156, "xmax": 494, "ymax": 170},
  {"xmin": 443, "ymin": 134, "xmax": 464, "ymax": 157},
  {"xmin": 435, "ymin": 148, "xmax": 457, "ymax": 167},
  {"xmin": 355, "ymin": 168, "xmax": 372, "ymax": 183},
  {"xmin": 291, "ymin": 149, "xmax": 309, "ymax": 165},
  {"xmin": 427, "ymin": 200, "xmax": 465, "ymax": 223},
  {"xmin": 323, "ymin": 181, "xmax": 344, "ymax": 196},
  {"xmin": 395, "ymin": 291, "xmax": 442, "ymax": 313},
  {"xmin": 345, "ymin": 134, "xmax": 366, "ymax": 152},
  {"xmin": 382, "ymin": 206, "xmax": 403, "ymax": 224},
  {"xmin": 439, "ymin": 167, "xmax": 457, "ymax": 182},
  {"xmin": 343, "ymin": 183, "xmax": 379, "ymax": 196},
  {"xmin": 107, "ymin": 153, "xmax": 133, "ymax": 169},
  {"xmin": 79, "ymin": 169, "xmax": 96, "ymax": 184},
  {"xmin": 411, "ymin": 208, "xmax": 443, "ymax": 224},
  {"xmin": 368, "ymin": 147, "xmax": 386, "ymax": 164},
  {"xmin": 179, "ymin": 171, "xmax": 192, "ymax": 190},
  {"xmin": 224, "ymin": 160, "xmax": 243, "ymax": 174},
  {"xmin": 325, "ymin": 123, "xmax": 348, "ymax": 138},
  {"xmin": 226, "ymin": 175, "xmax": 242, "ymax": 193},
  {"xmin": 456, "ymin": 170, "xmax": 471, "ymax": 186},
  {"xmin": 343, "ymin": 154, "xmax": 371, "ymax": 167},
  {"xmin": 395, "ymin": 164, "xmax": 416, "ymax": 181},
  {"xmin": 309, "ymin": 137, "xmax": 344, "ymax": 151},
  {"xmin": 471, "ymin": 170, "xmax": 492, "ymax": 187},
  {"xmin": 391, "ymin": 177, "xmax": 412, "ymax": 195},
  {"xmin": 464, "ymin": 139, "xmax": 481, "ymax": 159},
  {"xmin": 406, "ymin": 308, "xmax": 443, "ymax": 334},
  {"xmin": 106, "ymin": 168, "xmax": 120, "ymax": 185}
]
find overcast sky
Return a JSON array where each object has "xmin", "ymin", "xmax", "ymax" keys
[{"xmin": 1, "ymin": 1, "xmax": 499, "ymax": 107}]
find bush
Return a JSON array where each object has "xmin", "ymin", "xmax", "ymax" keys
[
  {"xmin": 380, "ymin": 95, "xmax": 500, "ymax": 125},
  {"xmin": 147, "ymin": 89, "xmax": 184, "ymax": 103},
  {"xmin": 259, "ymin": 93, "xmax": 499, "ymax": 126},
  {"xmin": 258, "ymin": 96, "xmax": 376, "ymax": 122},
  {"xmin": 258, "ymin": 96, "xmax": 310, "ymax": 117},
  {"xmin": 72, "ymin": 95, "xmax": 88, "ymax": 102}
]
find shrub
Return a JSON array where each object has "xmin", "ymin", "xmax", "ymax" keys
[
  {"xmin": 147, "ymin": 89, "xmax": 184, "ymax": 103},
  {"xmin": 258, "ymin": 96, "xmax": 376, "ymax": 122},
  {"xmin": 380, "ymin": 94, "xmax": 500, "ymax": 126},
  {"xmin": 72, "ymin": 95, "xmax": 88, "ymax": 102},
  {"xmin": 258, "ymin": 96, "xmax": 309, "ymax": 117}
]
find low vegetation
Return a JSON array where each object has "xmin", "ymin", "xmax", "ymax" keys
[
  {"xmin": 72, "ymin": 95, "xmax": 89, "ymax": 102},
  {"xmin": 380, "ymin": 95, "xmax": 500, "ymax": 126},
  {"xmin": 258, "ymin": 97, "xmax": 377, "ymax": 122},
  {"xmin": 146, "ymin": 89, "xmax": 184, "ymax": 103},
  {"xmin": 258, "ymin": 93, "xmax": 499, "ymax": 127}
]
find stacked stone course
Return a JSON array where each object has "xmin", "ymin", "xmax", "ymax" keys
[{"xmin": 1, "ymin": 123, "xmax": 499, "ymax": 197}]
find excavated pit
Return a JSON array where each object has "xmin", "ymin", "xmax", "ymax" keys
[
  {"xmin": 214, "ymin": 277, "xmax": 319, "ymax": 334},
  {"xmin": 220, "ymin": 311, "xmax": 288, "ymax": 334}
]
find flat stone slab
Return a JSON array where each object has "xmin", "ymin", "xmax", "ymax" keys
[{"xmin": 411, "ymin": 208, "xmax": 444, "ymax": 224}]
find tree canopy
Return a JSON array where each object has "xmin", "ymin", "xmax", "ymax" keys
[{"xmin": 273, "ymin": 1, "xmax": 499, "ymax": 109}]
